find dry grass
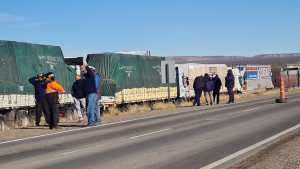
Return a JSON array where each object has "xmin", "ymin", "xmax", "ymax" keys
[
  {"xmin": 104, "ymin": 107, "xmax": 122, "ymax": 117},
  {"xmin": 178, "ymin": 101, "xmax": 193, "ymax": 107},
  {"xmin": 288, "ymin": 87, "xmax": 300, "ymax": 94},
  {"xmin": 178, "ymin": 94, "xmax": 229, "ymax": 106},
  {"xmin": 239, "ymin": 87, "xmax": 300, "ymax": 102},
  {"xmin": 250, "ymin": 89, "xmax": 281, "ymax": 97},
  {"xmin": 152, "ymin": 102, "xmax": 176, "ymax": 110},
  {"xmin": 126, "ymin": 104, "xmax": 151, "ymax": 114},
  {"xmin": 104, "ymin": 104, "xmax": 151, "ymax": 118},
  {"xmin": 219, "ymin": 94, "xmax": 229, "ymax": 104},
  {"xmin": 194, "ymin": 94, "xmax": 229, "ymax": 105},
  {"xmin": 251, "ymin": 90, "xmax": 266, "ymax": 96}
]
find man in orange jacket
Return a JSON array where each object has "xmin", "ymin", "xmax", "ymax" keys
[{"xmin": 44, "ymin": 72, "xmax": 65, "ymax": 129}]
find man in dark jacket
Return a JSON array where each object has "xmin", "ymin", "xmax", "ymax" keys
[
  {"xmin": 82, "ymin": 64, "xmax": 98, "ymax": 126},
  {"xmin": 225, "ymin": 69, "xmax": 235, "ymax": 104},
  {"xmin": 193, "ymin": 75, "xmax": 205, "ymax": 106},
  {"xmin": 71, "ymin": 75, "xmax": 86, "ymax": 121},
  {"xmin": 204, "ymin": 73, "xmax": 214, "ymax": 105},
  {"xmin": 213, "ymin": 74, "xmax": 222, "ymax": 104},
  {"xmin": 29, "ymin": 73, "xmax": 49, "ymax": 126}
]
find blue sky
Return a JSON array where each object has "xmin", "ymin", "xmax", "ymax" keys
[{"xmin": 0, "ymin": 0, "xmax": 299, "ymax": 57}]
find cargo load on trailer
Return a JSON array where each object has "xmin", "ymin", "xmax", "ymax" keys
[
  {"xmin": 0, "ymin": 40, "xmax": 75, "ymax": 108},
  {"xmin": 272, "ymin": 64, "xmax": 300, "ymax": 88},
  {"xmin": 175, "ymin": 63, "xmax": 228, "ymax": 98},
  {"xmin": 86, "ymin": 53, "xmax": 176, "ymax": 104},
  {"xmin": 237, "ymin": 65, "xmax": 274, "ymax": 91}
]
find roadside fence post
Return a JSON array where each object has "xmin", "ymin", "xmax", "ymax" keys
[{"xmin": 297, "ymin": 68, "xmax": 300, "ymax": 88}]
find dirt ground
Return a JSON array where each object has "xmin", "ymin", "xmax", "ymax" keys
[{"xmin": 232, "ymin": 133, "xmax": 300, "ymax": 169}]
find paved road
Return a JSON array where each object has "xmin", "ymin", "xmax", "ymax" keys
[{"xmin": 0, "ymin": 94, "xmax": 300, "ymax": 169}]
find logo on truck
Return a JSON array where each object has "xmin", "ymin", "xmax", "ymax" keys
[{"xmin": 119, "ymin": 66, "xmax": 136, "ymax": 78}]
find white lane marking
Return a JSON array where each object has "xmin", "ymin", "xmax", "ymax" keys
[
  {"xmin": 242, "ymin": 107, "xmax": 259, "ymax": 112},
  {"xmin": 200, "ymin": 123, "xmax": 300, "ymax": 169},
  {"xmin": 58, "ymin": 128, "xmax": 172, "ymax": 156},
  {"xmin": 129, "ymin": 128, "xmax": 172, "ymax": 140},
  {"xmin": 60, "ymin": 150, "xmax": 81, "ymax": 156},
  {"xmin": 0, "ymin": 103, "xmax": 225, "ymax": 145},
  {"xmin": 0, "ymin": 116, "xmax": 176, "ymax": 145}
]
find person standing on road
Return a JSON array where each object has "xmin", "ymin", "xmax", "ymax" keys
[
  {"xmin": 225, "ymin": 69, "xmax": 235, "ymax": 104},
  {"xmin": 71, "ymin": 75, "xmax": 86, "ymax": 122},
  {"xmin": 213, "ymin": 74, "xmax": 222, "ymax": 104},
  {"xmin": 82, "ymin": 64, "xmax": 98, "ymax": 126},
  {"xmin": 28, "ymin": 73, "xmax": 49, "ymax": 126},
  {"xmin": 193, "ymin": 75, "xmax": 205, "ymax": 106},
  {"xmin": 44, "ymin": 72, "xmax": 65, "ymax": 129},
  {"xmin": 204, "ymin": 73, "xmax": 214, "ymax": 105}
]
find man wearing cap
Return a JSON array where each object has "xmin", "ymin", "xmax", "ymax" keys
[
  {"xmin": 29, "ymin": 73, "xmax": 49, "ymax": 126},
  {"xmin": 82, "ymin": 64, "xmax": 98, "ymax": 126},
  {"xmin": 44, "ymin": 72, "xmax": 65, "ymax": 129}
]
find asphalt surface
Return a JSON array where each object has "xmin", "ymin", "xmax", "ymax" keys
[{"xmin": 0, "ymin": 94, "xmax": 300, "ymax": 169}]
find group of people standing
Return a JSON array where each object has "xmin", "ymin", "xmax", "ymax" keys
[
  {"xmin": 71, "ymin": 64, "xmax": 102, "ymax": 126},
  {"xmin": 193, "ymin": 69, "xmax": 235, "ymax": 106},
  {"xmin": 29, "ymin": 72, "xmax": 65, "ymax": 129},
  {"xmin": 30, "ymin": 65, "xmax": 235, "ymax": 129},
  {"xmin": 29, "ymin": 63, "xmax": 101, "ymax": 129}
]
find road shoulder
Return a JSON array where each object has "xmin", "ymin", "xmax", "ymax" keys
[{"xmin": 230, "ymin": 126, "xmax": 300, "ymax": 169}]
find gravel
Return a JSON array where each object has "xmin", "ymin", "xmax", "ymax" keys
[{"xmin": 233, "ymin": 133, "xmax": 300, "ymax": 169}]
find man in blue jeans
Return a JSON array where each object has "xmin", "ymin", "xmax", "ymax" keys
[
  {"xmin": 82, "ymin": 64, "xmax": 98, "ymax": 126},
  {"xmin": 94, "ymin": 71, "xmax": 102, "ymax": 123}
]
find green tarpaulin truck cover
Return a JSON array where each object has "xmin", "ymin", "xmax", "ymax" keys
[
  {"xmin": 87, "ymin": 53, "xmax": 165, "ymax": 96},
  {"xmin": 0, "ymin": 40, "xmax": 75, "ymax": 94}
]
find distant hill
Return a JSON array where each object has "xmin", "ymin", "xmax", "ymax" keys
[{"xmin": 167, "ymin": 53, "xmax": 300, "ymax": 66}]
